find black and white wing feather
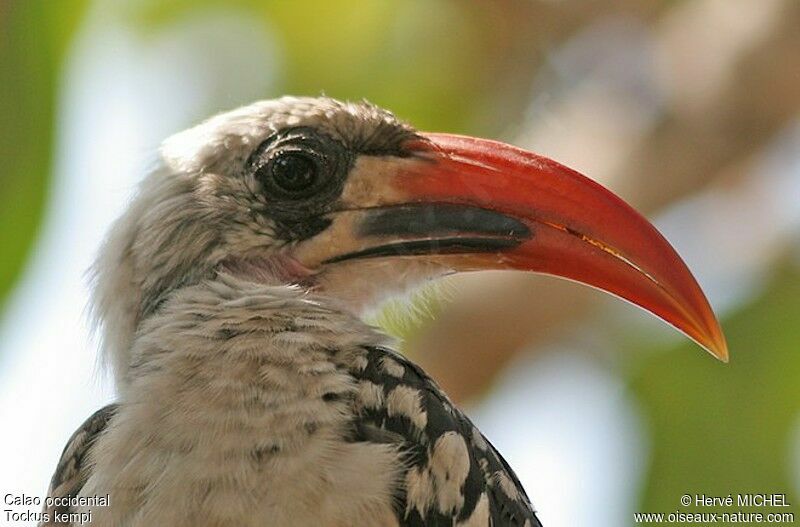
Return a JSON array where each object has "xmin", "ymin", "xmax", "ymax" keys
[
  {"xmin": 40, "ymin": 404, "xmax": 117, "ymax": 526},
  {"xmin": 349, "ymin": 346, "xmax": 542, "ymax": 527}
]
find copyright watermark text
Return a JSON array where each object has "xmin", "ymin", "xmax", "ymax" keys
[{"xmin": 635, "ymin": 493, "xmax": 795, "ymax": 524}]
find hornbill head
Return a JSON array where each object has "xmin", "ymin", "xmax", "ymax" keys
[{"xmin": 94, "ymin": 96, "xmax": 727, "ymax": 385}]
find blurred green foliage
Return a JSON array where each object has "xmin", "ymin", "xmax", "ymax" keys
[
  {"xmin": 0, "ymin": 1, "xmax": 88, "ymax": 309},
  {"xmin": 631, "ymin": 263, "xmax": 800, "ymax": 523},
  {"xmin": 132, "ymin": 0, "xmax": 537, "ymax": 135}
]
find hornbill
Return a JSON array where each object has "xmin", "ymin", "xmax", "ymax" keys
[{"xmin": 42, "ymin": 96, "xmax": 727, "ymax": 527}]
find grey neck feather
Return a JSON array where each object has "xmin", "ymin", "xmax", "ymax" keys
[{"xmin": 90, "ymin": 167, "xmax": 225, "ymax": 388}]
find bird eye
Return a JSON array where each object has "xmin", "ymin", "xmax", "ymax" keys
[{"xmin": 262, "ymin": 151, "xmax": 320, "ymax": 196}]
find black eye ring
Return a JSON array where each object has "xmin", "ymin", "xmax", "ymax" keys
[{"xmin": 259, "ymin": 150, "xmax": 321, "ymax": 197}]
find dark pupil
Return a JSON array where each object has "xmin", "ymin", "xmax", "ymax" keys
[{"xmin": 271, "ymin": 152, "xmax": 318, "ymax": 193}]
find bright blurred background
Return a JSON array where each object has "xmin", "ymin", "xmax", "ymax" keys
[{"xmin": 1, "ymin": 1, "xmax": 799, "ymax": 525}]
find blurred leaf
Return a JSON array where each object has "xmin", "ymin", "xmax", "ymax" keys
[
  {"xmin": 0, "ymin": 1, "xmax": 88, "ymax": 311},
  {"xmin": 630, "ymin": 264, "xmax": 800, "ymax": 522},
  {"xmin": 133, "ymin": 0, "xmax": 543, "ymax": 134}
]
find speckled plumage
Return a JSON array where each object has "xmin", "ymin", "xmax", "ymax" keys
[
  {"xmin": 46, "ymin": 276, "xmax": 539, "ymax": 526},
  {"xmin": 43, "ymin": 97, "xmax": 542, "ymax": 526},
  {"xmin": 350, "ymin": 347, "xmax": 539, "ymax": 526}
]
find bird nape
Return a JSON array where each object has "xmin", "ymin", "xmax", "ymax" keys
[{"xmin": 42, "ymin": 96, "xmax": 726, "ymax": 527}]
